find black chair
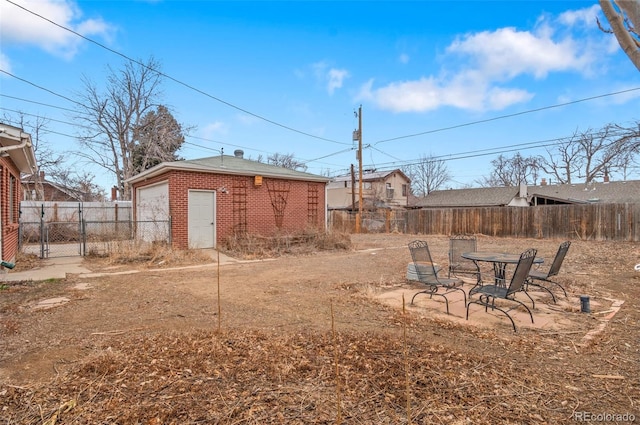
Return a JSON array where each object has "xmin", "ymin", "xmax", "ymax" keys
[
  {"xmin": 466, "ymin": 248, "xmax": 537, "ymax": 332},
  {"xmin": 526, "ymin": 241, "xmax": 571, "ymax": 303},
  {"xmin": 408, "ymin": 240, "xmax": 466, "ymax": 314},
  {"xmin": 448, "ymin": 235, "xmax": 481, "ymax": 282}
]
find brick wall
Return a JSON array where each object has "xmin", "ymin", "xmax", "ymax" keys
[
  {"xmin": 0, "ymin": 156, "xmax": 22, "ymax": 262},
  {"xmin": 132, "ymin": 170, "xmax": 327, "ymax": 250}
]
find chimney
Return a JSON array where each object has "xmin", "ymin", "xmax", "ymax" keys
[
  {"xmin": 234, "ymin": 149, "xmax": 244, "ymax": 158},
  {"xmin": 603, "ymin": 170, "xmax": 610, "ymax": 183},
  {"xmin": 111, "ymin": 186, "xmax": 118, "ymax": 201},
  {"xmin": 39, "ymin": 170, "xmax": 45, "ymax": 179},
  {"xmin": 519, "ymin": 182, "xmax": 527, "ymax": 198},
  {"xmin": 541, "ymin": 178, "xmax": 547, "ymax": 186}
]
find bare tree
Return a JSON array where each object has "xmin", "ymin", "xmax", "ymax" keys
[
  {"xmin": 538, "ymin": 129, "xmax": 584, "ymax": 184},
  {"xmin": 3, "ymin": 111, "xmax": 109, "ymax": 200},
  {"xmin": 265, "ymin": 152, "xmax": 308, "ymax": 171},
  {"xmin": 73, "ymin": 57, "xmax": 166, "ymax": 200},
  {"xmin": 599, "ymin": 0, "xmax": 640, "ymax": 71},
  {"xmin": 131, "ymin": 105, "xmax": 185, "ymax": 173},
  {"xmin": 539, "ymin": 123, "xmax": 639, "ymax": 184},
  {"xmin": 49, "ymin": 168, "xmax": 107, "ymax": 201},
  {"xmin": 402, "ymin": 154, "xmax": 450, "ymax": 196},
  {"xmin": 478, "ymin": 153, "xmax": 540, "ymax": 187},
  {"xmin": 3, "ymin": 112, "xmax": 59, "ymax": 198}
]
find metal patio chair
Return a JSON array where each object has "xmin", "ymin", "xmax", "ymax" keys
[
  {"xmin": 408, "ymin": 240, "xmax": 466, "ymax": 315},
  {"xmin": 526, "ymin": 241, "xmax": 571, "ymax": 303},
  {"xmin": 448, "ymin": 234, "xmax": 481, "ymax": 283},
  {"xmin": 466, "ymin": 248, "xmax": 537, "ymax": 332}
]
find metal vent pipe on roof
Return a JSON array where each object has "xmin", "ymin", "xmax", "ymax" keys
[{"xmin": 234, "ymin": 149, "xmax": 244, "ymax": 158}]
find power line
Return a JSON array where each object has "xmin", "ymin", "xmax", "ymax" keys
[
  {"xmin": 330, "ymin": 126, "xmax": 637, "ymax": 176},
  {"xmin": 0, "ymin": 104, "xmax": 348, "ymax": 168},
  {"xmin": 0, "ymin": 93, "xmax": 78, "ymax": 113},
  {"xmin": 4, "ymin": 88, "xmax": 635, "ymax": 179},
  {"xmin": 5, "ymin": 0, "xmax": 350, "ymax": 147},
  {"xmin": 372, "ymin": 87, "xmax": 640, "ymax": 145},
  {"xmin": 0, "ymin": 69, "xmax": 84, "ymax": 106}
]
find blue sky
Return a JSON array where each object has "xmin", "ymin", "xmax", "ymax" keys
[{"xmin": 1, "ymin": 0, "xmax": 639, "ymax": 191}]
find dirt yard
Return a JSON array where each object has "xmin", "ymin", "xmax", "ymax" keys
[{"xmin": 1, "ymin": 233, "xmax": 639, "ymax": 424}]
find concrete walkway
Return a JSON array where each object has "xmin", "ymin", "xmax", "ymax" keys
[
  {"xmin": 1, "ymin": 256, "xmax": 92, "ymax": 282},
  {"xmin": 0, "ymin": 250, "xmax": 241, "ymax": 283}
]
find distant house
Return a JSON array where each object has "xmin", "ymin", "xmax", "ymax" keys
[
  {"xmin": 22, "ymin": 172, "xmax": 87, "ymax": 202},
  {"xmin": 0, "ymin": 124, "xmax": 38, "ymax": 263},
  {"xmin": 327, "ymin": 169, "xmax": 410, "ymax": 210},
  {"xmin": 414, "ymin": 179, "xmax": 640, "ymax": 208},
  {"xmin": 126, "ymin": 150, "xmax": 330, "ymax": 250}
]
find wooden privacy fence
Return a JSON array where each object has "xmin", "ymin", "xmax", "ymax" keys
[{"xmin": 329, "ymin": 203, "xmax": 640, "ymax": 241}]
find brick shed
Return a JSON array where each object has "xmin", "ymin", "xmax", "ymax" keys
[{"xmin": 127, "ymin": 150, "xmax": 330, "ymax": 250}]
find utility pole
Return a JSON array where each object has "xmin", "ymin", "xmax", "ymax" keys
[{"xmin": 354, "ymin": 105, "xmax": 363, "ymax": 233}]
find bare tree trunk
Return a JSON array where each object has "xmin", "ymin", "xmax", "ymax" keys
[{"xmin": 599, "ymin": 0, "xmax": 640, "ymax": 72}]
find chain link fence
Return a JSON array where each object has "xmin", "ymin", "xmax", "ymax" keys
[
  {"xmin": 328, "ymin": 210, "xmax": 408, "ymax": 233},
  {"xmin": 83, "ymin": 220, "xmax": 171, "ymax": 256},
  {"xmin": 18, "ymin": 201, "xmax": 172, "ymax": 258}
]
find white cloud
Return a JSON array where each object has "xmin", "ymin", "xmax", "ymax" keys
[
  {"xmin": 202, "ymin": 121, "xmax": 228, "ymax": 138},
  {"xmin": 312, "ymin": 61, "xmax": 349, "ymax": 95},
  {"xmin": 359, "ymin": 72, "xmax": 533, "ymax": 113},
  {"xmin": 558, "ymin": 5, "xmax": 601, "ymax": 28},
  {"xmin": 358, "ymin": 6, "xmax": 612, "ymax": 113},
  {"xmin": 447, "ymin": 27, "xmax": 589, "ymax": 79},
  {"xmin": 327, "ymin": 68, "xmax": 349, "ymax": 95},
  {"xmin": 0, "ymin": 0, "xmax": 113, "ymax": 62}
]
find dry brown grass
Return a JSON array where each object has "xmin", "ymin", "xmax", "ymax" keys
[
  {"xmin": 3, "ymin": 326, "xmax": 637, "ymax": 424},
  {"xmin": 85, "ymin": 240, "xmax": 213, "ymax": 269},
  {"xmin": 223, "ymin": 229, "xmax": 352, "ymax": 259},
  {"xmin": 11, "ymin": 252, "xmax": 42, "ymax": 272}
]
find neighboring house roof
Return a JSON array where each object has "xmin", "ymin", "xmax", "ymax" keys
[
  {"xmin": 415, "ymin": 186, "xmax": 520, "ymax": 208},
  {"xmin": 0, "ymin": 123, "xmax": 38, "ymax": 174},
  {"xmin": 330, "ymin": 169, "xmax": 410, "ymax": 184},
  {"xmin": 415, "ymin": 180, "xmax": 640, "ymax": 208},
  {"xmin": 530, "ymin": 180, "xmax": 640, "ymax": 204},
  {"xmin": 126, "ymin": 153, "xmax": 330, "ymax": 184},
  {"xmin": 23, "ymin": 174, "xmax": 88, "ymax": 202}
]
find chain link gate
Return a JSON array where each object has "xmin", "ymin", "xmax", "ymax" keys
[{"xmin": 19, "ymin": 204, "xmax": 84, "ymax": 258}]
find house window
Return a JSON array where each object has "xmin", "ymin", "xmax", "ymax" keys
[
  {"xmin": 402, "ymin": 184, "xmax": 408, "ymax": 197},
  {"xmin": 386, "ymin": 182, "xmax": 394, "ymax": 199},
  {"xmin": 363, "ymin": 182, "xmax": 372, "ymax": 190}
]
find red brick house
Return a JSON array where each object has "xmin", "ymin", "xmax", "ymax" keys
[
  {"xmin": 126, "ymin": 150, "xmax": 329, "ymax": 250},
  {"xmin": 22, "ymin": 172, "xmax": 87, "ymax": 202},
  {"xmin": 0, "ymin": 124, "xmax": 38, "ymax": 263}
]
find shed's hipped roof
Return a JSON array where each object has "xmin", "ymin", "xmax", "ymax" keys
[{"xmin": 126, "ymin": 155, "xmax": 330, "ymax": 184}]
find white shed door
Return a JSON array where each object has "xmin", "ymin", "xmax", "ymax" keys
[
  {"xmin": 136, "ymin": 182, "xmax": 170, "ymax": 243},
  {"xmin": 137, "ymin": 182, "xmax": 169, "ymax": 221},
  {"xmin": 188, "ymin": 190, "xmax": 216, "ymax": 249}
]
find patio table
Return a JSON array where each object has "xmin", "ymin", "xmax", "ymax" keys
[{"xmin": 462, "ymin": 251, "xmax": 544, "ymax": 286}]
